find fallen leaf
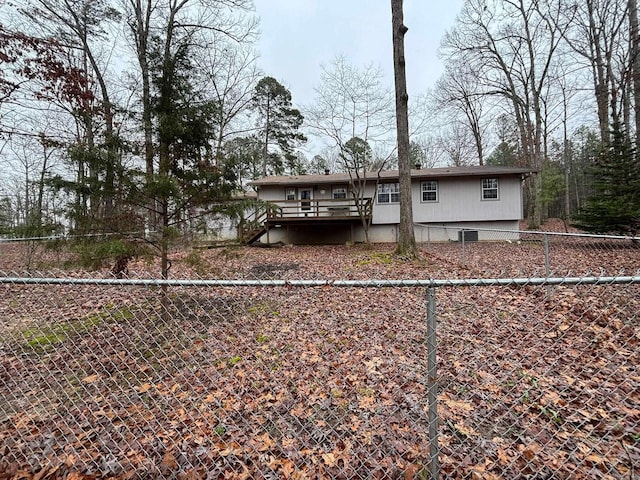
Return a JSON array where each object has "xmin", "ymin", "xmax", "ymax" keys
[
  {"xmin": 82, "ymin": 374, "xmax": 100, "ymax": 383},
  {"xmin": 137, "ymin": 383, "xmax": 152, "ymax": 393}
]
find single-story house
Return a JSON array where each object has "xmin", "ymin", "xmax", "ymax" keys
[{"xmin": 246, "ymin": 165, "xmax": 535, "ymax": 245}]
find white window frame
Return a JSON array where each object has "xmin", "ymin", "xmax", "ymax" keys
[
  {"xmin": 285, "ymin": 188, "xmax": 296, "ymax": 201},
  {"xmin": 421, "ymin": 180, "xmax": 438, "ymax": 202},
  {"xmin": 332, "ymin": 186, "xmax": 347, "ymax": 199},
  {"xmin": 481, "ymin": 178, "xmax": 499, "ymax": 200},
  {"xmin": 377, "ymin": 183, "xmax": 400, "ymax": 204}
]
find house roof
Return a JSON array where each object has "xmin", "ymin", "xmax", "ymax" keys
[{"xmin": 250, "ymin": 165, "xmax": 536, "ymax": 187}]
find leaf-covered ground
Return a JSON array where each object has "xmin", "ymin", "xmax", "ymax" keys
[{"xmin": 0, "ymin": 229, "xmax": 639, "ymax": 479}]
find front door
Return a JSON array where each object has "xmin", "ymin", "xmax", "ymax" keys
[{"xmin": 299, "ymin": 188, "xmax": 312, "ymax": 214}]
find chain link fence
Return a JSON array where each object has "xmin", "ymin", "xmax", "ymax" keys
[
  {"xmin": 1, "ymin": 273, "xmax": 639, "ymax": 479},
  {"xmin": 1, "ymin": 225, "xmax": 639, "ymax": 279},
  {"xmin": 1, "ymin": 231, "xmax": 639, "ymax": 479},
  {"xmin": 416, "ymin": 224, "xmax": 640, "ymax": 278}
]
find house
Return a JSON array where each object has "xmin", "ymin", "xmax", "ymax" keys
[{"xmin": 246, "ymin": 165, "xmax": 535, "ymax": 245}]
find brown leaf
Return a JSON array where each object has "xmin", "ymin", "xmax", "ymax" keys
[
  {"xmin": 137, "ymin": 383, "xmax": 152, "ymax": 393},
  {"xmin": 161, "ymin": 450, "xmax": 177, "ymax": 471},
  {"xmin": 404, "ymin": 463, "xmax": 419, "ymax": 480},
  {"xmin": 81, "ymin": 374, "xmax": 100, "ymax": 383}
]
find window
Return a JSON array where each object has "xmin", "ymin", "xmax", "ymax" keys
[
  {"xmin": 377, "ymin": 183, "xmax": 400, "ymax": 204},
  {"xmin": 332, "ymin": 186, "xmax": 347, "ymax": 199},
  {"xmin": 421, "ymin": 180, "xmax": 438, "ymax": 202},
  {"xmin": 285, "ymin": 188, "xmax": 296, "ymax": 201},
  {"xmin": 482, "ymin": 178, "xmax": 499, "ymax": 200}
]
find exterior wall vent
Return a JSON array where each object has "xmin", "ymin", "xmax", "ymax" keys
[{"xmin": 458, "ymin": 230, "xmax": 479, "ymax": 242}]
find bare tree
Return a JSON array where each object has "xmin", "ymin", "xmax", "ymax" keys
[
  {"xmin": 0, "ymin": 22, "xmax": 97, "ymax": 232},
  {"xmin": 435, "ymin": 61, "xmax": 489, "ymax": 165},
  {"xmin": 125, "ymin": 0, "xmax": 154, "ymax": 181},
  {"xmin": 200, "ymin": 40, "xmax": 261, "ymax": 162},
  {"xmin": 3, "ymin": 127, "xmax": 62, "ymax": 228},
  {"xmin": 629, "ymin": 0, "xmax": 640, "ymax": 158},
  {"xmin": 410, "ymin": 135, "xmax": 447, "ymax": 168},
  {"xmin": 439, "ymin": 125, "xmax": 478, "ymax": 167},
  {"xmin": 558, "ymin": 0, "xmax": 629, "ymax": 144},
  {"xmin": 21, "ymin": 0, "xmax": 123, "ymax": 219},
  {"xmin": 307, "ymin": 56, "xmax": 395, "ymax": 243},
  {"xmin": 307, "ymin": 55, "xmax": 396, "ymax": 166},
  {"xmin": 441, "ymin": 0, "xmax": 569, "ymax": 228}
]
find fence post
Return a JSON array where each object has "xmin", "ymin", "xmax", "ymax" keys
[
  {"xmin": 544, "ymin": 233, "xmax": 551, "ymax": 300},
  {"xmin": 461, "ymin": 229, "xmax": 466, "ymax": 265},
  {"xmin": 427, "ymin": 286, "xmax": 439, "ymax": 480}
]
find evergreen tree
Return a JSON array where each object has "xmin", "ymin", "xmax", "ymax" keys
[
  {"xmin": 252, "ymin": 76, "xmax": 306, "ymax": 176},
  {"xmin": 540, "ymin": 159, "xmax": 566, "ymax": 220},
  {"xmin": 126, "ymin": 35, "xmax": 239, "ymax": 279},
  {"xmin": 341, "ymin": 136, "xmax": 373, "ymax": 171},
  {"xmin": 572, "ymin": 123, "xmax": 640, "ymax": 236},
  {"xmin": 486, "ymin": 141, "xmax": 519, "ymax": 166}
]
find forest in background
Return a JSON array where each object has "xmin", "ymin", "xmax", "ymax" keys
[{"xmin": 1, "ymin": 0, "xmax": 639, "ymax": 269}]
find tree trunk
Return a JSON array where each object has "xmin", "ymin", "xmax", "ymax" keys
[
  {"xmin": 471, "ymin": 120, "xmax": 484, "ymax": 165},
  {"xmin": 391, "ymin": 0, "xmax": 417, "ymax": 258},
  {"xmin": 262, "ymin": 96, "xmax": 270, "ymax": 177},
  {"xmin": 630, "ymin": 0, "xmax": 640, "ymax": 160},
  {"xmin": 84, "ymin": 45, "xmax": 115, "ymax": 219},
  {"xmin": 129, "ymin": 0, "xmax": 156, "ymax": 229},
  {"xmin": 588, "ymin": 0, "xmax": 612, "ymax": 144},
  {"xmin": 35, "ymin": 140, "xmax": 52, "ymax": 229}
]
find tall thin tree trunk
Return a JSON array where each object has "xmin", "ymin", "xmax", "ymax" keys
[
  {"xmin": 391, "ymin": 0, "xmax": 417, "ymax": 258},
  {"xmin": 262, "ymin": 97, "xmax": 270, "ymax": 177},
  {"xmin": 79, "ymin": 22, "xmax": 116, "ymax": 220},
  {"xmin": 630, "ymin": 0, "xmax": 640, "ymax": 160},
  {"xmin": 562, "ymin": 87, "xmax": 571, "ymax": 219},
  {"xmin": 587, "ymin": 0, "xmax": 611, "ymax": 144},
  {"xmin": 36, "ymin": 139, "xmax": 51, "ymax": 228},
  {"xmin": 130, "ymin": 0, "xmax": 156, "ymax": 229}
]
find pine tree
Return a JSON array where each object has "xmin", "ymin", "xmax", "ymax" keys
[
  {"xmin": 252, "ymin": 77, "xmax": 306, "ymax": 177},
  {"xmin": 572, "ymin": 123, "xmax": 640, "ymax": 236}
]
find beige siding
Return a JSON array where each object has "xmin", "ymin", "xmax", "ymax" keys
[
  {"xmin": 414, "ymin": 221, "xmax": 521, "ymax": 242},
  {"xmin": 371, "ymin": 176, "xmax": 523, "ymax": 224},
  {"xmin": 255, "ymin": 221, "xmax": 522, "ymax": 244},
  {"xmin": 254, "ymin": 175, "xmax": 525, "ymax": 244},
  {"xmin": 258, "ymin": 177, "xmax": 523, "ymax": 223}
]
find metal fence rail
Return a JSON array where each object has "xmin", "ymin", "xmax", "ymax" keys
[{"xmin": 1, "ymin": 274, "xmax": 638, "ymax": 479}]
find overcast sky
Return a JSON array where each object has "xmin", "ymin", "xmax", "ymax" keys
[{"xmin": 252, "ymin": 0, "xmax": 465, "ymax": 110}]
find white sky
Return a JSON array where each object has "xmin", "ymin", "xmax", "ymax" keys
[{"xmin": 253, "ymin": 0, "xmax": 465, "ymax": 110}]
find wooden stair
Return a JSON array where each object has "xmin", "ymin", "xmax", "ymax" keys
[{"xmin": 241, "ymin": 225, "xmax": 267, "ymax": 244}]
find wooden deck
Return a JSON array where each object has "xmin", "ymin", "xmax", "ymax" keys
[
  {"xmin": 240, "ymin": 198, "xmax": 372, "ymax": 244},
  {"xmin": 265, "ymin": 197, "xmax": 372, "ymax": 221}
]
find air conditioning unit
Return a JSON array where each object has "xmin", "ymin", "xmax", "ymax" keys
[{"xmin": 458, "ymin": 230, "xmax": 479, "ymax": 242}]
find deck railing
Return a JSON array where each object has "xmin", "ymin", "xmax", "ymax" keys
[{"xmin": 266, "ymin": 197, "xmax": 372, "ymax": 219}]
